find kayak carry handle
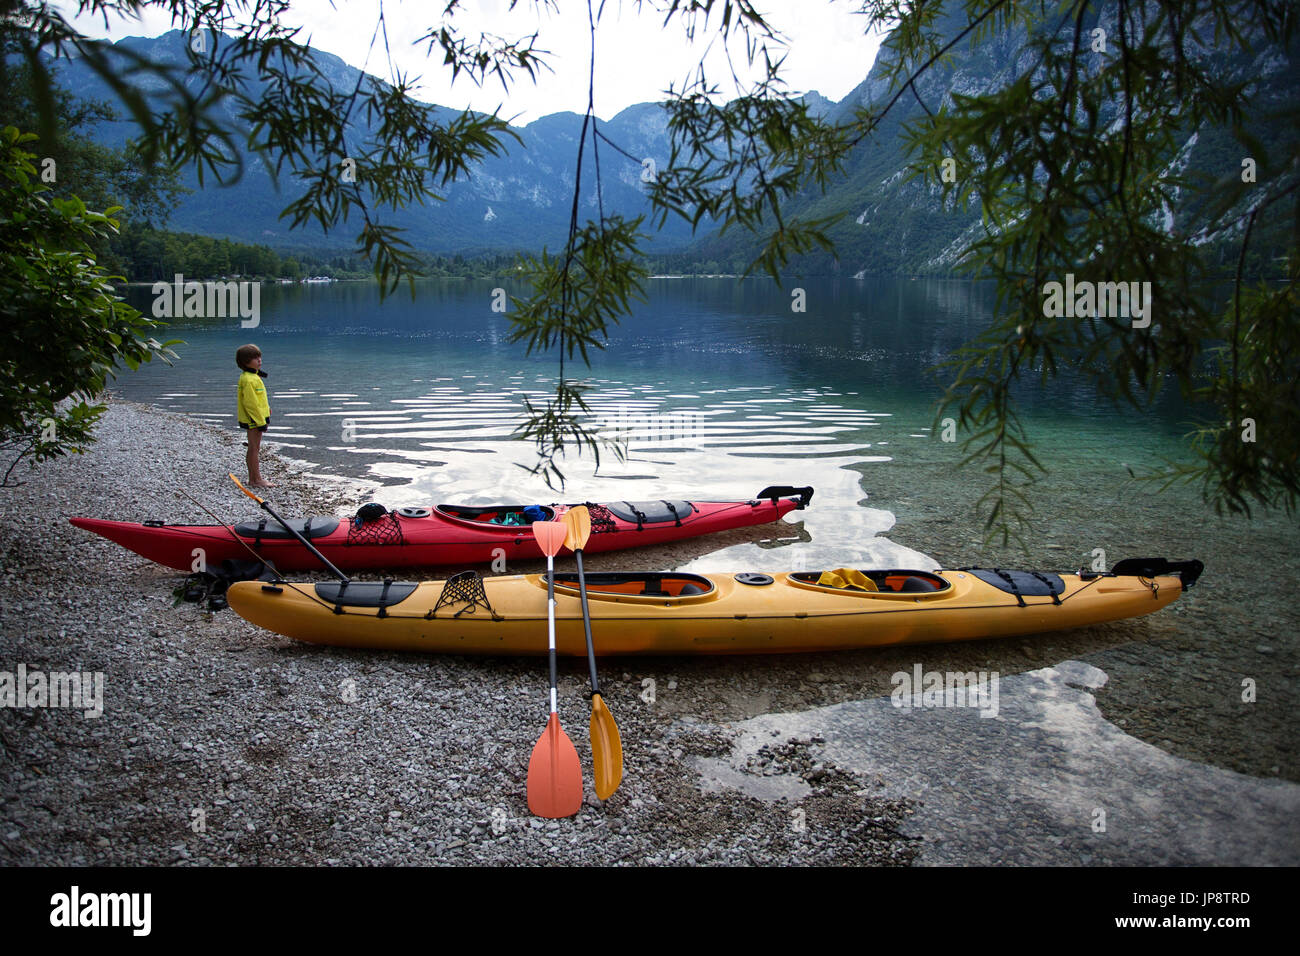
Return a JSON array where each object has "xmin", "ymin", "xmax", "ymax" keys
[
  {"xmin": 1110, "ymin": 557, "xmax": 1204, "ymax": 589},
  {"xmin": 756, "ymin": 485, "xmax": 814, "ymax": 509}
]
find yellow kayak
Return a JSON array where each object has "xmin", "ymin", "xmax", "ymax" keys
[{"xmin": 226, "ymin": 558, "xmax": 1201, "ymax": 655}]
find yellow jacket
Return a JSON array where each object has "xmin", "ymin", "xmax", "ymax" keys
[{"xmin": 237, "ymin": 370, "xmax": 271, "ymax": 427}]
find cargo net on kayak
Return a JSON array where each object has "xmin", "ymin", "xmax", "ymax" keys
[
  {"xmin": 581, "ymin": 502, "xmax": 617, "ymax": 534},
  {"xmin": 429, "ymin": 571, "xmax": 501, "ymax": 620},
  {"xmin": 345, "ymin": 507, "xmax": 404, "ymax": 546}
]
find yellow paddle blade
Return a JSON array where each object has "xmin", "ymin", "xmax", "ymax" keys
[
  {"xmin": 590, "ymin": 693, "xmax": 623, "ymax": 801},
  {"xmin": 564, "ymin": 505, "xmax": 591, "ymax": 553},
  {"xmin": 229, "ymin": 473, "xmax": 264, "ymax": 504}
]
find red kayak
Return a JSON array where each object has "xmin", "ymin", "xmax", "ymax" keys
[{"xmin": 70, "ymin": 486, "xmax": 812, "ymax": 572}]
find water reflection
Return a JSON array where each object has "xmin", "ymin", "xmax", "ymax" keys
[{"xmin": 112, "ymin": 278, "xmax": 1190, "ymax": 571}]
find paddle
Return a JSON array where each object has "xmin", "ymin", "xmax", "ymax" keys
[
  {"xmin": 526, "ymin": 519, "xmax": 583, "ymax": 818},
  {"xmin": 229, "ymin": 473, "xmax": 350, "ymax": 585},
  {"xmin": 563, "ymin": 506, "xmax": 623, "ymax": 800}
]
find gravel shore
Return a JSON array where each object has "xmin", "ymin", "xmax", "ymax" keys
[
  {"xmin": 2, "ymin": 398, "xmax": 1294, "ymax": 866},
  {"xmin": 0, "ymin": 400, "xmax": 916, "ymax": 865}
]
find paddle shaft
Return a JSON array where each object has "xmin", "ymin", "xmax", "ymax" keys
[
  {"xmin": 263, "ymin": 501, "xmax": 349, "ymax": 583},
  {"xmin": 230, "ymin": 474, "xmax": 349, "ymax": 583},
  {"xmin": 546, "ymin": 553, "xmax": 558, "ymax": 714},
  {"xmin": 253, "ymin": 495, "xmax": 350, "ymax": 583},
  {"xmin": 573, "ymin": 548, "xmax": 600, "ymax": 695},
  {"xmin": 176, "ymin": 487, "xmax": 279, "ymax": 575},
  {"xmin": 560, "ymin": 506, "xmax": 622, "ymax": 801},
  {"xmin": 526, "ymin": 519, "xmax": 583, "ymax": 818}
]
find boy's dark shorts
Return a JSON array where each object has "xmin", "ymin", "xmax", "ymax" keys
[{"xmin": 239, "ymin": 418, "xmax": 270, "ymax": 432}]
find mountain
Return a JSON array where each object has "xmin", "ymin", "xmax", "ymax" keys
[
  {"xmin": 688, "ymin": 3, "xmax": 1297, "ymax": 276},
  {"xmin": 41, "ymin": 30, "xmax": 694, "ymax": 254},
  {"xmin": 33, "ymin": 11, "xmax": 1298, "ymax": 274}
]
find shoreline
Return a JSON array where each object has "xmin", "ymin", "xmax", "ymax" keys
[
  {"xmin": 1, "ymin": 397, "xmax": 1295, "ymax": 865},
  {"xmin": 0, "ymin": 398, "xmax": 920, "ymax": 865}
]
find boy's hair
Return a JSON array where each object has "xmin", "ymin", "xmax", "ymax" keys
[{"xmin": 236, "ymin": 344, "xmax": 262, "ymax": 370}]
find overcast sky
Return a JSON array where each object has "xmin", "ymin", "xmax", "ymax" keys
[{"xmin": 64, "ymin": 0, "xmax": 886, "ymax": 125}]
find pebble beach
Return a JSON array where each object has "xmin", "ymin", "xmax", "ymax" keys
[{"xmin": 1, "ymin": 399, "xmax": 1296, "ymax": 866}]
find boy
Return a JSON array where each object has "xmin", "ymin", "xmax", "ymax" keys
[{"xmin": 235, "ymin": 344, "xmax": 274, "ymax": 488}]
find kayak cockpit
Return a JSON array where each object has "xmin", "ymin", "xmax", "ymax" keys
[
  {"xmin": 549, "ymin": 571, "xmax": 715, "ymax": 601},
  {"xmin": 435, "ymin": 504, "xmax": 556, "ymax": 527},
  {"xmin": 789, "ymin": 569, "xmax": 950, "ymax": 594}
]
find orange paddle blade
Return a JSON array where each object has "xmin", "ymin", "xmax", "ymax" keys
[
  {"xmin": 527, "ymin": 713, "xmax": 583, "ymax": 818},
  {"xmin": 590, "ymin": 693, "xmax": 624, "ymax": 801},
  {"xmin": 532, "ymin": 520, "xmax": 569, "ymax": 557}
]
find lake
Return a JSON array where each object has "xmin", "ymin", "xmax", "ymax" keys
[{"xmin": 113, "ymin": 276, "xmax": 1198, "ymax": 572}]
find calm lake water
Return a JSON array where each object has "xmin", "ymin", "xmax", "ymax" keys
[{"xmin": 112, "ymin": 277, "xmax": 1196, "ymax": 571}]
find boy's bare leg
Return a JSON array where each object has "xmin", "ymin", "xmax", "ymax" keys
[{"xmin": 246, "ymin": 428, "xmax": 275, "ymax": 488}]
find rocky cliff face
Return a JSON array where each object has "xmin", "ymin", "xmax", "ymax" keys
[
  {"xmin": 42, "ymin": 9, "xmax": 1298, "ymax": 272},
  {"xmin": 762, "ymin": 3, "xmax": 1296, "ymax": 276}
]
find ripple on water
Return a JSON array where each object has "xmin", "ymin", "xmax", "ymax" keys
[{"xmin": 117, "ymin": 360, "xmax": 956, "ymax": 570}]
